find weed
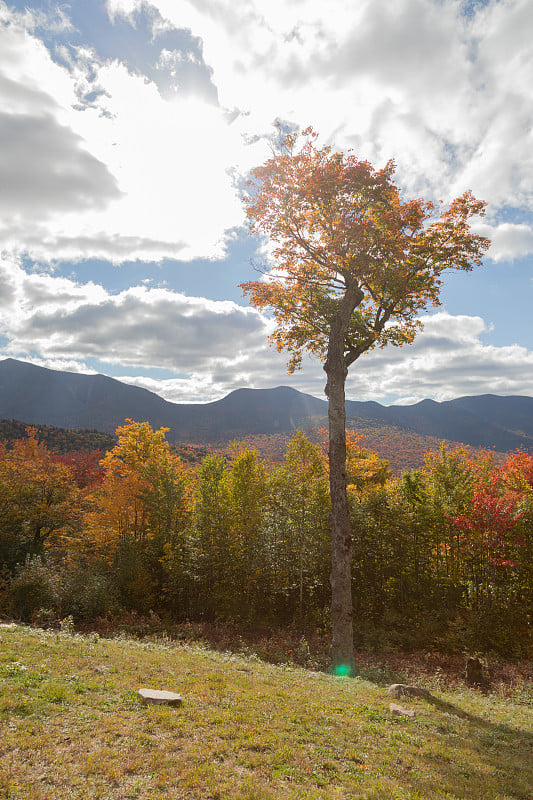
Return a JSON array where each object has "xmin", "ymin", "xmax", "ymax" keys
[
  {"xmin": 41, "ymin": 679, "xmax": 69, "ymax": 703},
  {"xmin": 60, "ymin": 615, "xmax": 75, "ymax": 635}
]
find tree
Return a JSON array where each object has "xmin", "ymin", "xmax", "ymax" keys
[
  {"xmin": 0, "ymin": 429, "xmax": 83, "ymax": 571},
  {"xmin": 53, "ymin": 451, "xmax": 104, "ymax": 490},
  {"xmin": 241, "ymin": 127, "xmax": 489, "ymax": 673},
  {"xmin": 344, "ymin": 430, "xmax": 390, "ymax": 492},
  {"xmin": 227, "ymin": 444, "xmax": 268, "ymax": 617},
  {"xmin": 423, "ymin": 443, "xmax": 478, "ymax": 584},
  {"xmin": 267, "ymin": 431, "xmax": 330, "ymax": 624},
  {"xmin": 87, "ymin": 420, "xmax": 189, "ymax": 610},
  {"xmin": 190, "ymin": 453, "xmax": 233, "ymax": 618},
  {"xmin": 450, "ymin": 469, "xmax": 523, "ymax": 602}
]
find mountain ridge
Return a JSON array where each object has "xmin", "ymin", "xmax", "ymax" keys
[{"xmin": 1, "ymin": 358, "xmax": 532, "ymax": 453}]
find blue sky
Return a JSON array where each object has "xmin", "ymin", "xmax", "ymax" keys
[{"xmin": 1, "ymin": 0, "xmax": 532, "ymax": 404}]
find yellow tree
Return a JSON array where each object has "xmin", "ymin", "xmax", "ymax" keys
[
  {"xmin": 242, "ymin": 127, "xmax": 489, "ymax": 673},
  {"xmin": 88, "ymin": 420, "xmax": 189, "ymax": 609}
]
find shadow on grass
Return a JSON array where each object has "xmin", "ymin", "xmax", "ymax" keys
[
  {"xmin": 412, "ymin": 693, "xmax": 533, "ymax": 800},
  {"xmin": 356, "ymin": 665, "xmax": 533, "ymax": 799},
  {"xmin": 424, "ymin": 693, "xmax": 492, "ymax": 726}
]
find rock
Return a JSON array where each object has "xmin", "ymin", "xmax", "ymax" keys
[
  {"xmin": 138, "ymin": 688, "xmax": 183, "ymax": 707},
  {"xmin": 390, "ymin": 703, "xmax": 415, "ymax": 718},
  {"xmin": 387, "ymin": 684, "xmax": 432, "ymax": 699},
  {"xmin": 465, "ymin": 656, "xmax": 489, "ymax": 688}
]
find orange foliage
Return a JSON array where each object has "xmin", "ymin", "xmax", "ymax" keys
[
  {"xmin": 241, "ymin": 125, "xmax": 489, "ymax": 374},
  {"xmin": 85, "ymin": 420, "xmax": 190, "ymax": 558},
  {"xmin": 0, "ymin": 428, "xmax": 83, "ymax": 560}
]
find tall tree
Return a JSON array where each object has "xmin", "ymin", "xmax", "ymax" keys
[
  {"xmin": 87, "ymin": 420, "xmax": 189, "ymax": 610},
  {"xmin": 267, "ymin": 430, "xmax": 330, "ymax": 624},
  {"xmin": 241, "ymin": 127, "xmax": 489, "ymax": 673},
  {"xmin": 191, "ymin": 453, "xmax": 232, "ymax": 617},
  {"xmin": 227, "ymin": 444, "xmax": 268, "ymax": 616}
]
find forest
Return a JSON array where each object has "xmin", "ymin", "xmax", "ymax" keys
[{"xmin": 0, "ymin": 420, "xmax": 531, "ymax": 659}]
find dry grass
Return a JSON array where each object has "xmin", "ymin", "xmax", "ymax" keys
[{"xmin": 0, "ymin": 624, "xmax": 531, "ymax": 799}]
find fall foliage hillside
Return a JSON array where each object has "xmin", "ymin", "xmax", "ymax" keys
[
  {"xmin": 0, "ymin": 418, "xmax": 117, "ymax": 454},
  {"xmin": 217, "ymin": 420, "xmax": 497, "ymax": 474},
  {"xmin": 0, "ymin": 415, "xmax": 497, "ymax": 473}
]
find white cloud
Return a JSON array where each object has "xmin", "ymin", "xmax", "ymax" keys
[
  {"xmin": 0, "ymin": 256, "xmax": 281, "ymax": 391},
  {"xmin": 0, "ymin": 4, "xmax": 264, "ymax": 263},
  {"xmin": 345, "ymin": 312, "xmax": 533, "ymax": 404},
  {"xmin": 108, "ymin": 0, "xmax": 533, "ymax": 242},
  {"xmin": 3, "ymin": 0, "xmax": 533, "ymax": 264},
  {"xmin": 2, "ymin": 258, "xmax": 533, "ymax": 404},
  {"xmin": 0, "ymin": 110, "xmax": 121, "ymax": 217},
  {"xmin": 476, "ymin": 222, "xmax": 533, "ymax": 262},
  {"xmin": 2, "ymin": 2, "xmax": 74, "ymax": 34}
]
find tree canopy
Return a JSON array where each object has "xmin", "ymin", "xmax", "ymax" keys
[
  {"xmin": 241, "ymin": 126, "xmax": 490, "ymax": 673},
  {"xmin": 242, "ymin": 127, "xmax": 489, "ymax": 374}
]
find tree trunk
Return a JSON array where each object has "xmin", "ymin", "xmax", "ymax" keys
[{"xmin": 325, "ymin": 348, "xmax": 355, "ymax": 676}]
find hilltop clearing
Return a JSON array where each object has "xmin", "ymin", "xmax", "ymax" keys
[{"xmin": 1, "ymin": 625, "xmax": 531, "ymax": 799}]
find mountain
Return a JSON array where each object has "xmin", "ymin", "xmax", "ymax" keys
[
  {"xmin": 1, "ymin": 358, "xmax": 532, "ymax": 454},
  {"xmin": 344, "ymin": 396, "xmax": 533, "ymax": 453},
  {"xmin": 0, "ymin": 357, "xmax": 178, "ymax": 433},
  {"xmin": 0, "ymin": 358, "xmax": 325, "ymax": 441}
]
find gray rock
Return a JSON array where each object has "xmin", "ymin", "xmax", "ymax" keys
[
  {"xmin": 387, "ymin": 684, "xmax": 432, "ymax": 699},
  {"xmin": 138, "ymin": 688, "xmax": 183, "ymax": 706},
  {"xmin": 390, "ymin": 703, "xmax": 415, "ymax": 718}
]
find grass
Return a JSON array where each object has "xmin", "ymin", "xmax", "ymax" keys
[{"xmin": 0, "ymin": 624, "xmax": 531, "ymax": 799}]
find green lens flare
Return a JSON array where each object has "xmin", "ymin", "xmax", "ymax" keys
[{"xmin": 334, "ymin": 664, "xmax": 351, "ymax": 677}]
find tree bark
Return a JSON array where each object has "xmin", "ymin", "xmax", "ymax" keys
[{"xmin": 325, "ymin": 324, "xmax": 355, "ymax": 675}]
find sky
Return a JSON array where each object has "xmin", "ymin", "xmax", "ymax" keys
[{"xmin": 1, "ymin": 0, "xmax": 533, "ymax": 406}]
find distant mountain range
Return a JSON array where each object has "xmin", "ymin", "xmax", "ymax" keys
[{"xmin": 1, "ymin": 357, "xmax": 532, "ymax": 454}]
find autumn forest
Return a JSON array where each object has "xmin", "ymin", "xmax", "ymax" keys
[{"xmin": 1, "ymin": 420, "xmax": 531, "ymax": 659}]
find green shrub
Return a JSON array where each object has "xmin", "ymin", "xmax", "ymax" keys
[
  {"xmin": 10, "ymin": 556, "xmax": 60, "ymax": 621},
  {"xmin": 59, "ymin": 564, "xmax": 119, "ymax": 620}
]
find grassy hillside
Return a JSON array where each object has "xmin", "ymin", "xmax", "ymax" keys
[{"xmin": 1, "ymin": 625, "xmax": 531, "ymax": 799}]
